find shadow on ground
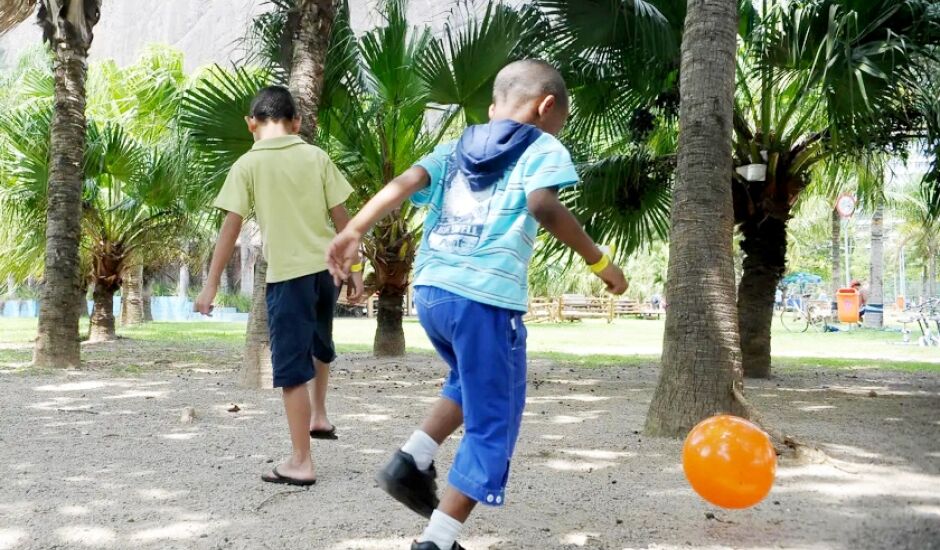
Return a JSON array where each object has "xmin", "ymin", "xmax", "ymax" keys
[{"xmin": 0, "ymin": 336, "xmax": 938, "ymax": 549}]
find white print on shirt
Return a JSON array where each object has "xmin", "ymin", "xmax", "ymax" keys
[{"xmin": 428, "ymin": 161, "xmax": 496, "ymax": 255}]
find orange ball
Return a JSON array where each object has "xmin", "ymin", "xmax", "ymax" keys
[{"xmin": 682, "ymin": 415, "xmax": 776, "ymax": 509}]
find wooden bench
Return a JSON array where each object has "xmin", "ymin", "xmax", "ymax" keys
[{"xmin": 558, "ymin": 294, "xmax": 614, "ymax": 323}]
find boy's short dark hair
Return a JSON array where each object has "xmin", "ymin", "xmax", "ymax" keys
[
  {"xmin": 493, "ymin": 59, "xmax": 569, "ymax": 109},
  {"xmin": 250, "ymin": 85, "xmax": 298, "ymax": 121}
]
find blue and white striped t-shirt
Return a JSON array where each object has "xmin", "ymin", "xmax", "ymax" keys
[{"xmin": 411, "ymin": 133, "xmax": 579, "ymax": 312}]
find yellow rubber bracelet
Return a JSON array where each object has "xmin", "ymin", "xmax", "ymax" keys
[
  {"xmin": 350, "ymin": 263, "xmax": 364, "ymax": 273},
  {"xmin": 589, "ymin": 254, "xmax": 610, "ymax": 274}
]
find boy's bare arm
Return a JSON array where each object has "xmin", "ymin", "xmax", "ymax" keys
[
  {"xmin": 328, "ymin": 204, "xmax": 365, "ymax": 302},
  {"xmin": 329, "ymin": 204, "xmax": 352, "ymax": 232},
  {"xmin": 326, "ymin": 166, "xmax": 429, "ymax": 282},
  {"xmin": 194, "ymin": 212, "xmax": 243, "ymax": 315},
  {"xmin": 527, "ymin": 188, "xmax": 628, "ymax": 294}
]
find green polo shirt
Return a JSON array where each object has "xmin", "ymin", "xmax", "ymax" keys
[{"xmin": 213, "ymin": 135, "xmax": 353, "ymax": 283}]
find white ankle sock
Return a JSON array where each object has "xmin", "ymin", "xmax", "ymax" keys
[
  {"xmin": 419, "ymin": 510, "xmax": 462, "ymax": 550},
  {"xmin": 401, "ymin": 430, "xmax": 439, "ymax": 471}
]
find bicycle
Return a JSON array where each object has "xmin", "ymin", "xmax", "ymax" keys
[
  {"xmin": 780, "ymin": 293, "xmax": 830, "ymax": 333},
  {"xmin": 898, "ymin": 298, "xmax": 940, "ymax": 347}
]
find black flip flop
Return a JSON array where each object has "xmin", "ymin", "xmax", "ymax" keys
[
  {"xmin": 309, "ymin": 426, "xmax": 338, "ymax": 440},
  {"xmin": 261, "ymin": 467, "xmax": 316, "ymax": 486}
]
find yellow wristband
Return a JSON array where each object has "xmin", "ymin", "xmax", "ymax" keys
[
  {"xmin": 350, "ymin": 262, "xmax": 364, "ymax": 273},
  {"xmin": 588, "ymin": 244, "xmax": 615, "ymax": 274},
  {"xmin": 589, "ymin": 254, "xmax": 610, "ymax": 274}
]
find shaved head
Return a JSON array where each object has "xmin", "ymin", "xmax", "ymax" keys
[{"xmin": 492, "ymin": 59, "xmax": 569, "ymax": 109}]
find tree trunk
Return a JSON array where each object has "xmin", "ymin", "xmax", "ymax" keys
[
  {"xmin": 33, "ymin": 18, "xmax": 95, "ymax": 368},
  {"xmin": 238, "ymin": 253, "xmax": 273, "ymax": 389},
  {"xmin": 88, "ymin": 281, "xmax": 117, "ymax": 342},
  {"xmin": 865, "ymin": 199, "xmax": 884, "ymax": 328},
  {"xmin": 239, "ymin": 238, "xmax": 255, "ymax": 298},
  {"xmin": 120, "ymin": 264, "xmax": 145, "ymax": 326},
  {"xmin": 738, "ymin": 217, "xmax": 788, "ymax": 378},
  {"xmin": 219, "ymin": 266, "xmax": 230, "ymax": 294},
  {"xmin": 178, "ymin": 260, "xmax": 190, "ymax": 299},
  {"xmin": 143, "ymin": 279, "xmax": 153, "ymax": 322},
  {"xmin": 374, "ymin": 290, "xmax": 406, "ymax": 356},
  {"xmin": 645, "ymin": 0, "xmax": 744, "ymax": 437},
  {"xmin": 929, "ymin": 249, "xmax": 937, "ymax": 299},
  {"xmin": 831, "ymin": 208, "xmax": 841, "ymax": 309},
  {"xmin": 76, "ymin": 282, "xmax": 89, "ymax": 319}
]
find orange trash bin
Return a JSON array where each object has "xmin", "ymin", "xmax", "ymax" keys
[
  {"xmin": 896, "ymin": 296, "xmax": 905, "ymax": 311},
  {"xmin": 836, "ymin": 288, "xmax": 860, "ymax": 323}
]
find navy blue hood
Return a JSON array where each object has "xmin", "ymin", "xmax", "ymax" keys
[{"xmin": 455, "ymin": 119, "xmax": 542, "ymax": 191}]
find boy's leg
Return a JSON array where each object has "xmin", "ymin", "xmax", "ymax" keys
[
  {"xmin": 378, "ymin": 286, "xmax": 463, "ymax": 518},
  {"xmin": 416, "ymin": 302, "xmax": 527, "ymax": 550},
  {"xmin": 420, "ymin": 397, "xmax": 463, "ymax": 444},
  {"xmin": 273, "ymin": 382, "xmax": 316, "ymax": 480},
  {"xmin": 309, "ymin": 359, "xmax": 332, "ymax": 432},
  {"xmin": 310, "ymin": 271, "xmax": 339, "ymax": 436},
  {"xmin": 263, "ymin": 275, "xmax": 319, "ymax": 484}
]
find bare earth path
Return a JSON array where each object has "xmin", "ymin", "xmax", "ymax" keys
[{"xmin": 1, "ymin": 339, "xmax": 939, "ymax": 549}]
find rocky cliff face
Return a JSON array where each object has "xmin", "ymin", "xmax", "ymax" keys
[{"xmin": 0, "ymin": 0, "xmax": 461, "ymax": 72}]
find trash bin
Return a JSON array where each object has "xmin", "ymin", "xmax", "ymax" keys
[
  {"xmin": 836, "ymin": 288, "xmax": 860, "ymax": 324},
  {"xmin": 896, "ymin": 296, "xmax": 905, "ymax": 311}
]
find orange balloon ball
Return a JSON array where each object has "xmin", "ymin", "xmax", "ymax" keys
[{"xmin": 682, "ymin": 415, "xmax": 777, "ymax": 509}]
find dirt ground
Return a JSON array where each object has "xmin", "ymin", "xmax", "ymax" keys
[{"xmin": 1, "ymin": 337, "xmax": 939, "ymax": 550}]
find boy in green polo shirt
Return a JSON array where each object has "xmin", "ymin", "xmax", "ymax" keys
[{"xmin": 195, "ymin": 86, "xmax": 363, "ymax": 485}]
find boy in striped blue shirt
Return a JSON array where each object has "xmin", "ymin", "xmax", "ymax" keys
[{"xmin": 327, "ymin": 60, "xmax": 627, "ymax": 550}]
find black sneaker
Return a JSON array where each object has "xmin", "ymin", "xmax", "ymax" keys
[
  {"xmin": 376, "ymin": 449, "xmax": 440, "ymax": 518},
  {"xmin": 410, "ymin": 541, "xmax": 465, "ymax": 550}
]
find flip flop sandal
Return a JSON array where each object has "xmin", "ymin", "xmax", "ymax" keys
[
  {"xmin": 261, "ymin": 467, "xmax": 316, "ymax": 486},
  {"xmin": 310, "ymin": 426, "xmax": 338, "ymax": 440}
]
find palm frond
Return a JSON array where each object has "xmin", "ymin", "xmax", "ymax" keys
[
  {"xmin": 181, "ymin": 65, "xmax": 274, "ymax": 189},
  {"xmin": 419, "ymin": 1, "xmax": 548, "ymax": 124}
]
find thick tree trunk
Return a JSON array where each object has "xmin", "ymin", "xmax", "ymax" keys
[
  {"xmin": 645, "ymin": 0, "xmax": 744, "ymax": 437},
  {"xmin": 831, "ymin": 208, "xmax": 841, "ymax": 309},
  {"xmin": 738, "ymin": 217, "xmax": 788, "ymax": 378},
  {"xmin": 865, "ymin": 199, "xmax": 884, "ymax": 328},
  {"xmin": 238, "ymin": 253, "xmax": 273, "ymax": 389},
  {"xmin": 88, "ymin": 281, "xmax": 117, "ymax": 342},
  {"xmin": 33, "ymin": 31, "xmax": 92, "ymax": 368},
  {"xmin": 120, "ymin": 264, "xmax": 145, "ymax": 326},
  {"xmin": 374, "ymin": 290, "xmax": 406, "ymax": 356}
]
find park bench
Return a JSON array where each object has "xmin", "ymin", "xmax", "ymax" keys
[
  {"xmin": 557, "ymin": 294, "xmax": 614, "ymax": 323},
  {"xmin": 613, "ymin": 298, "xmax": 664, "ymax": 319}
]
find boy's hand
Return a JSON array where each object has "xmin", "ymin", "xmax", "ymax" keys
[
  {"xmin": 327, "ymin": 229, "xmax": 362, "ymax": 286},
  {"xmin": 194, "ymin": 284, "xmax": 218, "ymax": 316},
  {"xmin": 597, "ymin": 264, "xmax": 629, "ymax": 295},
  {"xmin": 346, "ymin": 271, "xmax": 365, "ymax": 303}
]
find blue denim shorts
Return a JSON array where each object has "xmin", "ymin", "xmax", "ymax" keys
[
  {"xmin": 414, "ymin": 285, "xmax": 527, "ymax": 507},
  {"xmin": 266, "ymin": 271, "xmax": 338, "ymax": 388}
]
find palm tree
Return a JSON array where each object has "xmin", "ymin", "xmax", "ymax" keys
[
  {"xmin": 643, "ymin": 0, "xmax": 744, "ymax": 436},
  {"xmin": 0, "ymin": 104, "xmax": 197, "ymax": 341},
  {"xmin": 0, "ymin": 0, "xmax": 102, "ymax": 366},
  {"xmin": 539, "ymin": 0, "xmax": 940, "ymax": 378}
]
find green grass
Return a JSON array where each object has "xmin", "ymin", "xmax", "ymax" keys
[{"xmin": 2, "ymin": 316, "xmax": 938, "ymax": 373}]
